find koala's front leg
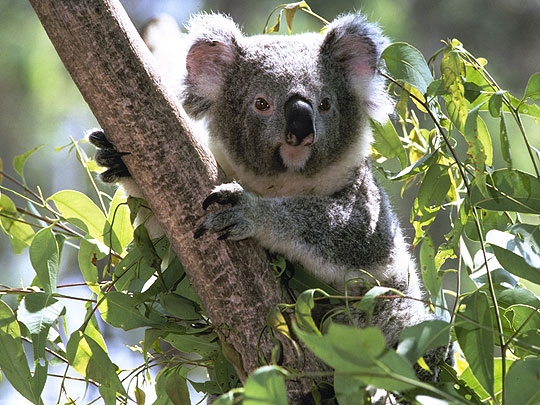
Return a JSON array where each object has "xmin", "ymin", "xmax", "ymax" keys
[{"xmin": 194, "ymin": 182, "xmax": 258, "ymax": 241}]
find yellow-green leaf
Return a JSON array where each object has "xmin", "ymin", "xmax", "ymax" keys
[{"xmin": 49, "ymin": 190, "xmax": 107, "ymax": 244}]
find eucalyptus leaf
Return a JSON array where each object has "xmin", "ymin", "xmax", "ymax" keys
[
  {"xmin": 504, "ymin": 358, "xmax": 540, "ymax": 405},
  {"xmin": 0, "ymin": 194, "xmax": 35, "ymax": 253},
  {"xmin": 487, "ymin": 227, "xmax": 540, "ymax": 285},
  {"xmin": 13, "ymin": 145, "xmax": 44, "ymax": 177},
  {"xmin": 470, "ymin": 169, "xmax": 540, "ymax": 213},
  {"xmin": 100, "ymin": 291, "xmax": 166, "ymax": 330},
  {"xmin": 0, "ymin": 300, "xmax": 42, "ymax": 404},
  {"xmin": 522, "ymin": 72, "xmax": 540, "ymax": 101},
  {"xmin": 381, "ymin": 42, "xmax": 433, "ymax": 94},
  {"xmin": 243, "ymin": 366, "xmax": 288, "ymax": 405},
  {"xmin": 454, "ymin": 290, "xmax": 494, "ymax": 398},
  {"xmin": 295, "ymin": 288, "xmax": 327, "ymax": 335},
  {"xmin": 397, "ymin": 320, "xmax": 451, "ymax": 365},
  {"xmin": 66, "ymin": 331, "xmax": 127, "ymax": 396},
  {"xmin": 29, "ymin": 227, "xmax": 59, "ymax": 294},
  {"xmin": 371, "ymin": 119, "xmax": 407, "ymax": 169},
  {"xmin": 49, "ymin": 190, "xmax": 107, "ymax": 244},
  {"xmin": 18, "ymin": 293, "xmax": 65, "ymax": 363}
]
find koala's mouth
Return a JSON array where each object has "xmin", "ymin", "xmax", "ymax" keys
[{"xmin": 279, "ymin": 132, "xmax": 314, "ymax": 170}]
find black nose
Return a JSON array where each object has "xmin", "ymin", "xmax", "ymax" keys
[{"xmin": 284, "ymin": 96, "xmax": 315, "ymax": 146}]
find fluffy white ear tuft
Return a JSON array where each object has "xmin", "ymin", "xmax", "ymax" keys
[
  {"xmin": 322, "ymin": 14, "xmax": 394, "ymax": 122},
  {"xmin": 185, "ymin": 13, "xmax": 241, "ymax": 103}
]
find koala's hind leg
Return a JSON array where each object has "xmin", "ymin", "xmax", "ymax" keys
[{"xmin": 87, "ymin": 129, "xmax": 131, "ymax": 183}]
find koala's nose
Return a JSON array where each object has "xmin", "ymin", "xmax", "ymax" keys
[{"xmin": 284, "ymin": 97, "xmax": 315, "ymax": 146}]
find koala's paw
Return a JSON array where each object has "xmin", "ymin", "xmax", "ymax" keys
[
  {"xmin": 194, "ymin": 183, "xmax": 256, "ymax": 241},
  {"xmin": 87, "ymin": 129, "xmax": 130, "ymax": 183}
]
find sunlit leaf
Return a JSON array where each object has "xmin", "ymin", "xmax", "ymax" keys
[
  {"xmin": 455, "ymin": 290, "xmax": 494, "ymax": 398},
  {"xmin": 371, "ymin": 119, "xmax": 407, "ymax": 169},
  {"xmin": 67, "ymin": 331, "xmax": 126, "ymax": 396},
  {"xmin": 18, "ymin": 293, "xmax": 65, "ymax": 358},
  {"xmin": 0, "ymin": 300, "xmax": 42, "ymax": 404},
  {"xmin": 13, "ymin": 145, "xmax": 44, "ymax": 178},
  {"xmin": 522, "ymin": 72, "xmax": 540, "ymax": 101},
  {"xmin": 441, "ymin": 49, "xmax": 467, "ymax": 131},
  {"xmin": 486, "ymin": 226, "xmax": 540, "ymax": 285},
  {"xmin": 29, "ymin": 227, "xmax": 59, "ymax": 294},
  {"xmin": 411, "ymin": 164, "xmax": 451, "ymax": 244},
  {"xmin": 243, "ymin": 366, "xmax": 288, "ymax": 405},
  {"xmin": 295, "ymin": 289, "xmax": 326, "ymax": 335},
  {"xmin": 470, "ymin": 169, "xmax": 540, "ymax": 213},
  {"xmin": 296, "ymin": 323, "xmax": 417, "ymax": 391},
  {"xmin": 49, "ymin": 190, "xmax": 107, "ymax": 244},
  {"xmin": 381, "ymin": 42, "xmax": 433, "ymax": 94},
  {"xmin": 0, "ymin": 194, "xmax": 35, "ymax": 253},
  {"xmin": 107, "ymin": 188, "xmax": 133, "ymax": 254}
]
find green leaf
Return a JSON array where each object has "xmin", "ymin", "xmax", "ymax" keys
[
  {"xmin": 396, "ymin": 320, "xmax": 451, "ymax": 365},
  {"xmin": 161, "ymin": 293, "xmax": 201, "ymax": 321},
  {"xmin": 470, "ymin": 169, "xmax": 540, "ymax": 214},
  {"xmin": 13, "ymin": 145, "xmax": 44, "ymax": 177},
  {"xmin": 333, "ymin": 374, "xmax": 367, "ymax": 405},
  {"xmin": 106, "ymin": 188, "xmax": 133, "ymax": 254},
  {"xmin": 371, "ymin": 119, "xmax": 407, "ymax": 169},
  {"xmin": 155, "ymin": 366, "xmax": 191, "ymax": 405},
  {"xmin": 0, "ymin": 194, "xmax": 35, "ymax": 253},
  {"xmin": 296, "ymin": 323, "xmax": 417, "ymax": 392},
  {"xmin": 18, "ymin": 293, "xmax": 65, "ymax": 361},
  {"xmin": 353, "ymin": 286, "xmax": 391, "ymax": 321},
  {"xmin": 295, "ymin": 289, "xmax": 327, "ymax": 334},
  {"xmin": 163, "ymin": 332, "xmax": 219, "ymax": 358},
  {"xmin": 66, "ymin": 331, "xmax": 127, "ymax": 396},
  {"xmin": 411, "ymin": 164, "xmax": 451, "ymax": 244},
  {"xmin": 100, "ymin": 292, "xmax": 166, "ymax": 330},
  {"xmin": 381, "ymin": 42, "xmax": 433, "ymax": 94},
  {"xmin": 49, "ymin": 190, "xmax": 107, "ymax": 244},
  {"xmin": 78, "ymin": 238, "xmax": 103, "ymax": 293},
  {"xmin": 454, "ymin": 290, "xmax": 494, "ymax": 398},
  {"xmin": 29, "ymin": 227, "xmax": 59, "ymax": 294},
  {"xmin": 0, "ymin": 300, "xmax": 43, "ymax": 404},
  {"xmin": 487, "ymin": 226, "xmax": 540, "ymax": 285},
  {"xmin": 504, "ymin": 358, "xmax": 540, "ymax": 405},
  {"xmin": 420, "ymin": 236, "xmax": 443, "ymax": 303},
  {"xmin": 463, "ymin": 104, "xmax": 493, "ymax": 189},
  {"xmin": 243, "ymin": 366, "xmax": 288, "ymax": 405},
  {"xmin": 440, "ymin": 50, "xmax": 468, "ymax": 131},
  {"xmin": 522, "ymin": 72, "xmax": 540, "ymax": 101}
]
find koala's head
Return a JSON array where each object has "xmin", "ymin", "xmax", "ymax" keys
[{"xmin": 182, "ymin": 13, "xmax": 392, "ymax": 178}]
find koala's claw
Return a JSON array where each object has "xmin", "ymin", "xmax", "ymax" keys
[
  {"xmin": 202, "ymin": 183, "xmax": 245, "ymax": 210},
  {"xmin": 88, "ymin": 129, "xmax": 131, "ymax": 183}
]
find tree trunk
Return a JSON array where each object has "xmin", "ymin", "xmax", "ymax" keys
[{"xmin": 29, "ymin": 0, "xmax": 322, "ymax": 400}]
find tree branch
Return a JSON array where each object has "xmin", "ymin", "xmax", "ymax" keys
[{"xmin": 28, "ymin": 0, "xmax": 322, "ymax": 395}]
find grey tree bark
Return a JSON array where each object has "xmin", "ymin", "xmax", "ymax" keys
[{"xmin": 29, "ymin": 0, "xmax": 323, "ymax": 401}]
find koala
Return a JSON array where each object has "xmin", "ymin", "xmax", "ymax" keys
[{"xmin": 90, "ymin": 11, "xmax": 449, "ymax": 394}]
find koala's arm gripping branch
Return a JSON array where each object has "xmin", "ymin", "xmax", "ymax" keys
[{"xmin": 28, "ymin": 0, "xmax": 321, "ymax": 395}]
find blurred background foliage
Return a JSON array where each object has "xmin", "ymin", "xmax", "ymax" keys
[{"xmin": 1, "ymin": 0, "xmax": 540, "ymax": 402}]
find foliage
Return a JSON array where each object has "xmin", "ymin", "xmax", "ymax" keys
[{"xmin": 2, "ymin": 6, "xmax": 540, "ymax": 405}]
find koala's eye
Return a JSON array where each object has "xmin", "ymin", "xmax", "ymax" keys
[
  {"xmin": 254, "ymin": 97, "xmax": 271, "ymax": 111},
  {"xmin": 318, "ymin": 98, "xmax": 331, "ymax": 112}
]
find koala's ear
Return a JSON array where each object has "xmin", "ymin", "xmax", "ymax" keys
[
  {"xmin": 183, "ymin": 13, "xmax": 241, "ymax": 115},
  {"xmin": 321, "ymin": 14, "xmax": 393, "ymax": 121}
]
